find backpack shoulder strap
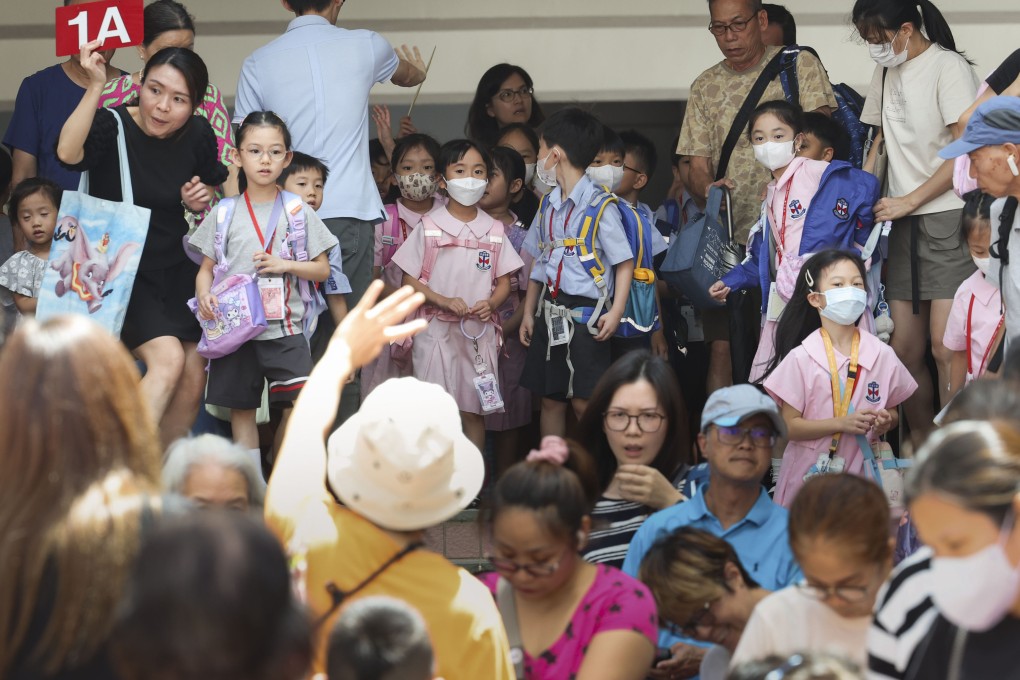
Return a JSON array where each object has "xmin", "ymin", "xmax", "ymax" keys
[
  {"xmin": 418, "ymin": 214, "xmax": 444, "ymax": 287},
  {"xmin": 383, "ymin": 203, "xmax": 402, "ymax": 264},
  {"xmin": 717, "ymin": 48, "xmax": 788, "ymax": 181},
  {"xmin": 577, "ymin": 191, "xmax": 617, "ymax": 288},
  {"xmin": 213, "ymin": 196, "xmax": 238, "ymax": 267},
  {"xmin": 280, "ymin": 190, "xmax": 308, "ymax": 262}
]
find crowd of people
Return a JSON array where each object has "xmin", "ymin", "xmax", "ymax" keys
[{"xmin": 3, "ymin": 0, "xmax": 1020, "ymax": 678}]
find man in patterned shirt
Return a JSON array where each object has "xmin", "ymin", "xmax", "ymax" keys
[{"xmin": 679, "ymin": 0, "xmax": 837, "ymax": 393}]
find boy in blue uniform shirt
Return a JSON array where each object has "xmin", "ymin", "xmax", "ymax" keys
[{"xmin": 520, "ymin": 108, "xmax": 635, "ymax": 436}]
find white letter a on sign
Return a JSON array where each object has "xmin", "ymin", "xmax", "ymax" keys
[{"xmin": 96, "ymin": 7, "xmax": 130, "ymax": 44}]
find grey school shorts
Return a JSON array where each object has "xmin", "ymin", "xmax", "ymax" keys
[{"xmin": 885, "ymin": 209, "xmax": 976, "ymax": 302}]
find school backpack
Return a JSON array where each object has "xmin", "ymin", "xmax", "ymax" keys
[
  {"xmin": 379, "ymin": 203, "xmax": 407, "ymax": 268},
  {"xmin": 536, "ymin": 190, "xmax": 660, "ymax": 337},
  {"xmin": 776, "ymin": 45, "xmax": 875, "ymax": 169},
  {"xmin": 189, "ymin": 190, "xmax": 327, "ymax": 340}
]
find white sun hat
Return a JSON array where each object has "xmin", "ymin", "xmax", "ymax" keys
[{"xmin": 326, "ymin": 377, "xmax": 484, "ymax": 532}]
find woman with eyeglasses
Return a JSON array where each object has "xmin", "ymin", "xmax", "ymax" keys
[
  {"xmin": 576, "ymin": 351, "xmax": 691, "ymax": 568},
  {"xmin": 639, "ymin": 527, "xmax": 771, "ymax": 679},
  {"xmin": 731, "ymin": 474, "xmax": 892, "ymax": 670},
  {"xmin": 482, "ymin": 435, "xmax": 657, "ymax": 680},
  {"xmin": 897, "ymin": 420, "xmax": 1020, "ymax": 680},
  {"xmin": 465, "ymin": 64, "xmax": 545, "ymax": 147}
]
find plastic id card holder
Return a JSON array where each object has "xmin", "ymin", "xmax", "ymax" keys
[
  {"xmin": 258, "ymin": 277, "xmax": 285, "ymax": 321},
  {"xmin": 803, "ymin": 452, "xmax": 845, "ymax": 481},
  {"xmin": 766, "ymin": 282, "xmax": 787, "ymax": 322},
  {"xmin": 549, "ymin": 312, "xmax": 570, "ymax": 347},
  {"xmin": 474, "ymin": 373, "xmax": 504, "ymax": 412}
]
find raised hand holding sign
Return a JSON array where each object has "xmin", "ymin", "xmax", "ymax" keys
[{"xmin": 55, "ymin": 0, "xmax": 143, "ymax": 57}]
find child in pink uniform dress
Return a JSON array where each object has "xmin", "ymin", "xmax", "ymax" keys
[
  {"xmin": 391, "ymin": 140, "xmax": 524, "ymax": 452},
  {"xmin": 709, "ymin": 101, "xmax": 880, "ymax": 383},
  {"xmin": 762, "ymin": 250, "xmax": 916, "ymax": 507},
  {"xmin": 481, "ymin": 147, "xmax": 535, "ymax": 473},
  {"xmin": 944, "ymin": 191, "xmax": 1004, "ymax": 393},
  {"xmin": 362, "ymin": 134, "xmax": 445, "ymax": 398}
]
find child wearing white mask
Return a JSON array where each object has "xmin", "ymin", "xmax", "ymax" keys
[
  {"xmin": 943, "ymin": 190, "xmax": 1004, "ymax": 394},
  {"xmin": 391, "ymin": 139, "xmax": 524, "ymax": 451},
  {"xmin": 761, "ymin": 249, "xmax": 916, "ymax": 507},
  {"xmin": 709, "ymin": 100, "xmax": 881, "ymax": 383},
  {"xmin": 362, "ymin": 134, "xmax": 445, "ymax": 398}
]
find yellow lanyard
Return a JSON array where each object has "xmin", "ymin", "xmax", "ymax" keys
[{"xmin": 821, "ymin": 328, "xmax": 860, "ymax": 455}]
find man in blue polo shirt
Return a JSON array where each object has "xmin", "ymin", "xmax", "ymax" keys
[{"xmin": 623, "ymin": 384, "xmax": 801, "ymax": 675}]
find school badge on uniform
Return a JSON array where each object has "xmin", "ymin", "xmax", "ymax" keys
[
  {"xmin": 563, "ymin": 244, "xmax": 576, "ymax": 257},
  {"xmin": 788, "ymin": 199, "xmax": 806, "ymax": 219},
  {"xmin": 833, "ymin": 198, "xmax": 850, "ymax": 220},
  {"xmin": 866, "ymin": 380, "xmax": 881, "ymax": 404},
  {"xmin": 476, "ymin": 250, "xmax": 492, "ymax": 271}
]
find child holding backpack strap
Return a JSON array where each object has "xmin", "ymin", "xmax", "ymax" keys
[
  {"xmin": 519, "ymin": 108, "xmax": 635, "ymax": 437},
  {"xmin": 391, "ymin": 139, "xmax": 524, "ymax": 452},
  {"xmin": 761, "ymin": 250, "xmax": 915, "ymax": 507},
  {"xmin": 708, "ymin": 101, "xmax": 881, "ymax": 383},
  {"xmin": 191, "ymin": 111, "xmax": 338, "ymax": 474},
  {"xmin": 362, "ymin": 134, "xmax": 444, "ymax": 398}
]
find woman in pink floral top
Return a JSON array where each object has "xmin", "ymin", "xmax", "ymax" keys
[
  {"xmin": 96, "ymin": 0, "xmax": 236, "ymax": 194},
  {"xmin": 482, "ymin": 436, "xmax": 657, "ymax": 680}
]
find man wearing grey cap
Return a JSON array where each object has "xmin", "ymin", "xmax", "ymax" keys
[
  {"xmin": 622, "ymin": 384, "xmax": 802, "ymax": 664},
  {"xmin": 939, "ymin": 96, "xmax": 1020, "ymax": 346}
]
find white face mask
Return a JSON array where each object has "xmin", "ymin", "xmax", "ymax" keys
[
  {"xmin": 524, "ymin": 162, "xmax": 536, "ymax": 186},
  {"xmin": 931, "ymin": 518, "xmax": 1020, "ymax": 632},
  {"xmin": 973, "ymin": 255, "xmax": 991, "ymax": 276},
  {"xmin": 586, "ymin": 164, "xmax": 625, "ymax": 193},
  {"xmin": 444, "ymin": 176, "xmax": 487, "ymax": 207},
  {"xmin": 753, "ymin": 140, "xmax": 797, "ymax": 171},
  {"xmin": 869, "ymin": 30, "xmax": 909, "ymax": 68},
  {"xmin": 818, "ymin": 287, "xmax": 868, "ymax": 325},
  {"xmin": 535, "ymin": 151, "xmax": 559, "ymax": 188}
]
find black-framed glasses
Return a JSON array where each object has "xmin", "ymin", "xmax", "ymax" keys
[
  {"xmin": 796, "ymin": 579, "xmax": 871, "ymax": 603},
  {"xmin": 486, "ymin": 554, "xmax": 561, "ymax": 578},
  {"xmin": 623, "ymin": 164, "xmax": 643, "ymax": 175},
  {"xmin": 708, "ymin": 15, "xmax": 756, "ymax": 36},
  {"xmin": 715, "ymin": 425, "xmax": 776, "ymax": 448},
  {"xmin": 679, "ymin": 599, "xmax": 716, "ymax": 637},
  {"xmin": 495, "ymin": 86, "xmax": 534, "ymax": 103},
  {"xmin": 603, "ymin": 410, "xmax": 666, "ymax": 433}
]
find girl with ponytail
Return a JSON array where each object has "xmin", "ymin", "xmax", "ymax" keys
[
  {"xmin": 761, "ymin": 250, "xmax": 916, "ymax": 506},
  {"xmin": 853, "ymin": 0, "xmax": 980, "ymax": 448},
  {"xmin": 482, "ymin": 436, "xmax": 657, "ymax": 680}
]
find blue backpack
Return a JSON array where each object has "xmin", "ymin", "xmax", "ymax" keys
[
  {"xmin": 536, "ymin": 190, "xmax": 660, "ymax": 337},
  {"xmin": 777, "ymin": 45, "xmax": 875, "ymax": 169}
]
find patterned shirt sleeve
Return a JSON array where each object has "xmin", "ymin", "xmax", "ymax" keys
[
  {"xmin": 594, "ymin": 569, "xmax": 659, "ymax": 644},
  {"xmin": 794, "ymin": 51, "xmax": 839, "ymax": 113},
  {"xmin": 200, "ymin": 83, "xmax": 236, "ymax": 168},
  {"xmin": 677, "ymin": 77, "xmax": 715, "ymax": 159}
]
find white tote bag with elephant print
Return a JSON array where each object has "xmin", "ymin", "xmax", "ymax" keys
[{"xmin": 37, "ymin": 112, "xmax": 148, "ymax": 336}]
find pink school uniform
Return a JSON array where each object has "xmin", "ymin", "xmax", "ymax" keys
[
  {"xmin": 764, "ymin": 329, "xmax": 917, "ymax": 507},
  {"xmin": 391, "ymin": 205, "xmax": 524, "ymax": 414},
  {"xmin": 944, "ymin": 270, "xmax": 1004, "ymax": 383},
  {"xmin": 485, "ymin": 216, "xmax": 534, "ymax": 431},
  {"xmin": 749, "ymin": 158, "xmax": 878, "ymax": 381},
  {"xmin": 362, "ymin": 196, "xmax": 445, "ymax": 397}
]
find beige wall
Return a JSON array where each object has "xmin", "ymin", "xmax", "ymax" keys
[{"xmin": 1, "ymin": 1, "xmax": 1019, "ymax": 111}]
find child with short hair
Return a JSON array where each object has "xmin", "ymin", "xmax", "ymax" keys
[
  {"xmin": 655, "ymin": 145, "xmax": 703, "ymax": 237},
  {"xmin": 799, "ymin": 111, "xmax": 850, "ymax": 163},
  {"xmin": 391, "ymin": 139, "xmax": 524, "ymax": 451},
  {"xmin": 362, "ymin": 133, "xmax": 444, "ymax": 397},
  {"xmin": 585, "ymin": 124, "xmax": 626, "ymax": 194},
  {"xmin": 944, "ymin": 190, "xmax": 1003, "ymax": 392},
  {"xmin": 327, "ymin": 597, "xmax": 436, "ymax": 680},
  {"xmin": 278, "ymin": 151, "xmax": 351, "ymax": 327},
  {"xmin": 520, "ymin": 108, "xmax": 635, "ymax": 435},
  {"xmin": 369, "ymin": 137, "xmax": 394, "ymax": 201},
  {"xmin": 0, "ymin": 177, "xmax": 61, "ymax": 316},
  {"xmin": 496, "ymin": 122, "xmax": 541, "ymax": 224},
  {"xmin": 191, "ymin": 111, "xmax": 338, "ymax": 476}
]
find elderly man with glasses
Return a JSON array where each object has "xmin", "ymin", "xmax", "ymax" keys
[
  {"xmin": 623, "ymin": 384, "xmax": 803, "ymax": 679},
  {"xmin": 678, "ymin": 0, "xmax": 837, "ymax": 392}
]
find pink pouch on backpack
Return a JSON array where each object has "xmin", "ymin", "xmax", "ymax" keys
[{"xmin": 775, "ymin": 253, "xmax": 809, "ymax": 302}]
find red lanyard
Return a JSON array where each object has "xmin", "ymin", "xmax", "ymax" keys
[
  {"xmin": 769, "ymin": 182, "xmax": 793, "ymax": 265},
  {"xmin": 245, "ymin": 191, "xmax": 276, "ymax": 254},
  {"xmin": 399, "ymin": 218, "xmax": 410, "ymax": 242},
  {"xmin": 966, "ymin": 294, "xmax": 1005, "ymax": 377},
  {"xmin": 547, "ymin": 203, "xmax": 575, "ymax": 299}
]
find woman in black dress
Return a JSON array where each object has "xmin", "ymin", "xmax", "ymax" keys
[{"xmin": 58, "ymin": 41, "xmax": 227, "ymax": 447}]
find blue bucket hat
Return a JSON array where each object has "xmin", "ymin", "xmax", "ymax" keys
[{"xmin": 939, "ymin": 96, "xmax": 1020, "ymax": 159}]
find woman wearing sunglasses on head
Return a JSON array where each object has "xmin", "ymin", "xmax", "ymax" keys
[
  {"xmin": 481, "ymin": 435, "xmax": 657, "ymax": 680},
  {"xmin": 731, "ymin": 474, "xmax": 892, "ymax": 670}
]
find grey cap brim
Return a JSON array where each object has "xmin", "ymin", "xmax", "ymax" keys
[{"xmin": 708, "ymin": 408, "xmax": 788, "ymax": 438}]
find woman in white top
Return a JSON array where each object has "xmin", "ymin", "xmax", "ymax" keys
[
  {"xmin": 855, "ymin": 0, "xmax": 979, "ymax": 447},
  {"xmin": 732, "ymin": 474, "xmax": 893, "ymax": 670}
]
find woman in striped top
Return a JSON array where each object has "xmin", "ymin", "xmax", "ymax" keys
[{"xmin": 577, "ymin": 351, "xmax": 691, "ymax": 568}]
